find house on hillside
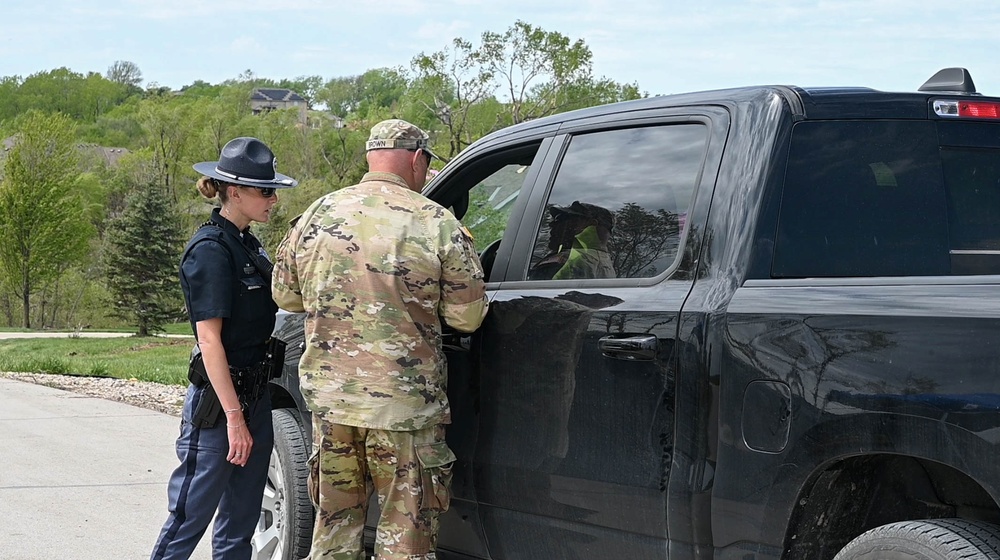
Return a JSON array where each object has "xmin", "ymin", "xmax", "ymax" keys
[
  {"xmin": 2, "ymin": 137, "xmax": 130, "ymax": 168},
  {"xmin": 304, "ymin": 111, "xmax": 346, "ymax": 131},
  {"xmin": 251, "ymin": 88, "xmax": 308, "ymax": 124},
  {"xmin": 78, "ymin": 144, "xmax": 131, "ymax": 167}
]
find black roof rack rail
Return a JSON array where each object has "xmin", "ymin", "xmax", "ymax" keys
[{"xmin": 918, "ymin": 67, "xmax": 979, "ymax": 94}]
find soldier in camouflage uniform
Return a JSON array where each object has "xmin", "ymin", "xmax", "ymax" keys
[{"xmin": 271, "ymin": 119, "xmax": 488, "ymax": 560}]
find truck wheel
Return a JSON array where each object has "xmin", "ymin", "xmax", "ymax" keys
[
  {"xmin": 833, "ymin": 519, "xmax": 1000, "ymax": 560},
  {"xmin": 253, "ymin": 408, "xmax": 314, "ymax": 560}
]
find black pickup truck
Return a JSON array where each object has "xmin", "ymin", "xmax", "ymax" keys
[{"xmin": 257, "ymin": 67, "xmax": 1000, "ymax": 560}]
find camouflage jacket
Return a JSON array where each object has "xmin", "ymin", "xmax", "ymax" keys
[{"xmin": 271, "ymin": 172, "xmax": 488, "ymax": 430}]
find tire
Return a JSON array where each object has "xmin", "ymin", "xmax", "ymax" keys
[
  {"xmin": 834, "ymin": 519, "xmax": 1000, "ymax": 560},
  {"xmin": 252, "ymin": 408, "xmax": 315, "ymax": 560}
]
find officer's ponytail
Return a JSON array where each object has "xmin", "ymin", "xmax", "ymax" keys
[{"xmin": 196, "ymin": 177, "xmax": 230, "ymax": 202}]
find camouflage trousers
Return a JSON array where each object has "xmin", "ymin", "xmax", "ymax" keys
[{"xmin": 307, "ymin": 418, "xmax": 456, "ymax": 560}]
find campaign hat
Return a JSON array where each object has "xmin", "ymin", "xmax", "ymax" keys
[{"xmin": 193, "ymin": 137, "xmax": 298, "ymax": 188}]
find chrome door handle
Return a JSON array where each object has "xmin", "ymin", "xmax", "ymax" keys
[{"xmin": 598, "ymin": 335, "xmax": 657, "ymax": 361}]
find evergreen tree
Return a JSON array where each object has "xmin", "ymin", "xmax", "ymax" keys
[{"xmin": 104, "ymin": 182, "xmax": 185, "ymax": 336}]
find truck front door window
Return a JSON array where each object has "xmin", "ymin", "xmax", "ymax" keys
[
  {"xmin": 523, "ymin": 124, "xmax": 707, "ymax": 281},
  {"xmin": 463, "ymin": 163, "xmax": 528, "ymax": 253}
]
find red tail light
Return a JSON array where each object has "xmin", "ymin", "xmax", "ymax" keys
[
  {"xmin": 960, "ymin": 101, "xmax": 1000, "ymax": 118},
  {"xmin": 934, "ymin": 100, "xmax": 1000, "ymax": 120}
]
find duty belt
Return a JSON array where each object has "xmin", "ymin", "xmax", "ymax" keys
[
  {"xmin": 187, "ymin": 355, "xmax": 270, "ymax": 419},
  {"xmin": 230, "ymin": 361, "xmax": 270, "ymax": 414}
]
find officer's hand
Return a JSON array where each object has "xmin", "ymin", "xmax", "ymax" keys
[{"xmin": 226, "ymin": 417, "xmax": 253, "ymax": 467}]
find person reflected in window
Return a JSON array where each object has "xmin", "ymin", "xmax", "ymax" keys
[{"xmin": 529, "ymin": 201, "xmax": 616, "ymax": 280}]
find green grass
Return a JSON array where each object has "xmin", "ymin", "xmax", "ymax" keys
[
  {"xmin": 0, "ymin": 337, "xmax": 194, "ymax": 385},
  {"xmin": 0, "ymin": 322, "xmax": 192, "ymax": 335},
  {"xmin": 161, "ymin": 322, "xmax": 192, "ymax": 336}
]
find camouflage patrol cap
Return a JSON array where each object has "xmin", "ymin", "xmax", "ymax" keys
[
  {"xmin": 550, "ymin": 201, "xmax": 615, "ymax": 231},
  {"xmin": 366, "ymin": 119, "xmax": 444, "ymax": 162}
]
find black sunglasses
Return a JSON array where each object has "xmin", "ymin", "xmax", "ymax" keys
[
  {"xmin": 240, "ymin": 186, "xmax": 277, "ymax": 198},
  {"xmin": 222, "ymin": 180, "xmax": 278, "ymax": 198},
  {"xmin": 411, "ymin": 149, "xmax": 432, "ymax": 165}
]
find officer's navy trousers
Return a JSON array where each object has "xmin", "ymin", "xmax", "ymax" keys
[{"xmin": 151, "ymin": 385, "xmax": 273, "ymax": 560}]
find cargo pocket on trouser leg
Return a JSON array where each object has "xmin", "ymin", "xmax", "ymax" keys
[
  {"xmin": 415, "ymin": 441, "xmax": 457, "ymax": 513},
  {"xmin": 307, "ymin": 450, "xmax": 320, "ymax": 509}
]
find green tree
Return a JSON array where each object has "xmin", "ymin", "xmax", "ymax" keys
[
  {"xmin": 413, "ymin": 21, "xmax": 645, "ymax": 156},
  {"xmin": 106, "ymin": 60, "xmax": 143, "ymax": 91},
  {"xmin": 482, "ymin": 20, "xmax": 644, "ymax": 123},
  {"xmin": 318, "ymin": 68, "xmax": 410, "ymax": 118},
  {"xmin": 79, "ymin": 97, "xmax": 145, "ymax": 147},
  {"xmin": 179, "ymin": 80, "xmax": 226, "ymax": 98},
  {"xmin": 82, "ymin": 71, "xmax": 131, "ymax": 121},
  {"xmin": 480, "ymin": 20, "xmax": 588, "ymax": 123},
  {"xmin": 187, "ymin": 86, "xmax": 256, "ymax": 158},
  {"xmin": 0, "ymin": 76, "xmax": 23, "ymax": 122},
  {"xmin": 316, "ymin": 121, "xmax": 369, "ymax": 185},
  {"xmin": 276, "ymin": 75, "xmax": 324, "ymax": 107},
  {"xmin": 252, "ymin": 104, "xmax": 304, "ymax": 160},
  {"xmin": 14, "ymin": 68, "xmax": 129, "ymax": 122},
  {"xmin": 137, "ymin": 96, "xmax": 197, "ymax": 202},
  {"xmin": 0, "ymin": 110, "xmax": 93, "ymax": 328},
  {"xmin": 316, "ymin": 74, "xmax": 361, "ymax": 116},
  {"xmin": 104, "ymin": 180, "xmax": 185, "ymax": 336},
  {"xmin": 412, "ymin": 38, "xmax": 496, "ymax": 157}
]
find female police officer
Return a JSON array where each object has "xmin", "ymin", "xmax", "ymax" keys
[{"xmin": 151, "ymin": 137, "xmax": 297, "ymax": 559}]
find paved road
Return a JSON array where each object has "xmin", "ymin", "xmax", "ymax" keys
[{"xmin": 0, "ymin": 377, "xmax": 211, "ymax": 560}]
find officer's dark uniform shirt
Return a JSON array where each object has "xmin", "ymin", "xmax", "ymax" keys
[{"xmin": 180, "ymin": 208, "xmax": 277, "ymax": 368}]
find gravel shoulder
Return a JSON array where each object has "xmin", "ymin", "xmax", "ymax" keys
[{"xmin": 0, "ymin": 371, "xmax": 186, "ymax": 416}]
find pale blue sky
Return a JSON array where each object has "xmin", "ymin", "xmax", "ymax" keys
[{"xmin": 4, "ymin": 0, "xmax": 1000, "ymax": 97}]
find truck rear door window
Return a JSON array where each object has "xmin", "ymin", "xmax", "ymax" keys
[
  {"xmin": 941, "ymin": 147, "xmax": 1000, "ymax": 274},
  {"xmin": 774, "ymin": 120, "xmax": 1000, "ymax": 278}
]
